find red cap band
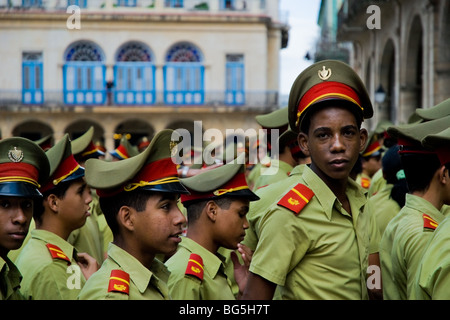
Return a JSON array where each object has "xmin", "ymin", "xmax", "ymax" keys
[
  {"xmin": 296, "ymin": 81, "xmax": 363, "ymax": 127},
  {"xmin": 40, "ymin": 154, "xmax": 81, "ymax": 193},
  {"xmin": 96, "ymin": 157, "xmax": 179, "ymax": 197},
  {"xmin": 362, "ymin": 141, "xmax": 382, "ymax": 157},
  {"xmin": 0, "ymin": 162, "xmax": 40, "ymax": 187},
  {"xmin": 180, "ymin": 172, "xmax": 248, "ymax": 203}
]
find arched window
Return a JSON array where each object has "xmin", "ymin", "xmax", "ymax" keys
[
  {"xmin": 163, "ymin": 42, "xmax": 204, "ymax": 105},
  {"xmin": 63, "ymin": 41, "xmax": 106, "ymax": 105},
  {"xmin": 114, "ymin": 41, "xmax": 156, "ymax": 105}
]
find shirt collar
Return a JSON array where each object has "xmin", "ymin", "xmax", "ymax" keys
[
  {"xmin": 31, "ymin": 229, "xmax": 77, "ymax": 261},
  {"xmin": 302, "ymin": 165, "xmax": 367, "ymax": 221},
  {"xmin": 179, "ymin": 237, "xmax": 225, "ymax": 279},
  {"xmin": 107, "ymin": 242, "xmax": 169, "ymax": 294}
]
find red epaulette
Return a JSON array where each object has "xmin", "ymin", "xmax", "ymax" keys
[
  {"xmin": 423, "ymin": 214, "xmax": 438, "ymax": 230},
  {"xmin": 46, "ymin": 243, "xmax": 71, "ymax": 264},
  {"xmin": 361, "ymin": 177, "xmax": 371, "ymax": 189},
  {"xmin": 108, "ymin": 270, "xmax": 130, "ymax": 295},
  {"xmin": 185, "ymin": 253, "xmax": 204, "ymax": 281},
  {"xmin": 277, "ymin": 183, "xmax": 314, "ymax": 215}
]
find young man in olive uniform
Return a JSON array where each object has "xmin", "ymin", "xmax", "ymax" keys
[
  {"xmin": 69, "ymin": 126, "xmax": 110, "ymax": 265},
  {"xmin": 241, "ymin": 59, "xmax": 378, "ymax": 300},
  {"xmin": 16, "ymin": 134, "xmax": 97, "ymax": 300},
  {"xmin": 412, "ymin": 126, "xmax": 450, "ymax": 299},
  {"xmin": 165, "ymin": 156, "xmax": 259, "ymax": 300},
  {"xmin": 0, "ymin": 137, "xmax": 50, "ymax": 300},
  {"xmin": 78, "ymin": 129, "xmax": 188, "ymax": 300},
  {"xmin": 379, "ymin": 114, "xmax": 450, "ymax": 300}
]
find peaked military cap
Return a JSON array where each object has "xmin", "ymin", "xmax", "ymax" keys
[
  {"xmin": 415, "ymin": 98, "xmax": 450, "ymax": 121},
  {"xmin": 110, "ymin": 135, "xmax": 139, "ymax": 160},
  {"xmin": 387, "ymin": 115, "xmax": 450, "ymax": 147},
  {"xmin": 288, "ymin": 59, "xmax": 373, "ymax": 132},
  {"xmin": 180, "ymin": 154, "xmax": 259, "ymax": 205},
  {"xmin": 34, "ymin": 134, "xmax": 54, "ymax": 152},
  {"xmin": 0, "ymin": 137, "xmax": 50, "ymax": 198},
  {"xmin": 255, "ymin": 107, "xmax": 289, "ymax": 130},
  {"xmin": 387, "ymin": 115, "xmax": 450, "ymax": 161},
  {"xmin": 421, "ymin": 127, "xmax": 450, "ymax": 166},
  {"xmin": 71, "ymin": 126, "xmax": 105, "ymax": 161},
  {"xmin": 40, "ymin": 134, "xmax": 85, "ymax": 193},
  {"xmin": 362, "ymin": 132, "xmax": 383, "ymax": 158},
  {"xmin": 85, "ymin": 129, "xmax": 188, "ymax": 197}
]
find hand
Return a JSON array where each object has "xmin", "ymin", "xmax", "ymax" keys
[
  {"xmin": 231, "ymin": 243, "xmax": 253, "ymax": 297},
  {"xmin": 77, "ymin": 252, "xmax": 100, "ymax": 280}
]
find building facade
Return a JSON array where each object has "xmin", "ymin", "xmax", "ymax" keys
[
  {"xmin": 0, "ymin": 0, "xmax": 289, "ymax": 151},
  {"xmin": 337, "ymin": 0, "xmax": 449, "ymax": 129}
]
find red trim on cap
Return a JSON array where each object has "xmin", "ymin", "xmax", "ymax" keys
[
  {"xmin": 113, "ymin": 144, "xmax": 130, "ymax": 159},
  {"xmin": 96, "ymin": 157, "xmax": 179, "ymax": 197},
  {"xmin": 397, "ymin": 138, "xmax": 450, "ymax": 166},
  {"xmin": 0, "ymin": 162, "xmax": 40, "ymax": 187},
  {"xmin": 81, "ymin": 142, "xmax": 102, "ymax": 157},
  {"xmin": 296, "ymin": 82, "xmax": 363, "ymax": 126},
  {"xmin": 180, "ymin": 172, "xmax": 248, "ymax": 203},
  {"xmin": 362, "ymin": 141, "xmax": 382, "ymax": 157},
  {"xmin": 40, "ymin": 154, "xmax": 81, "ymax": 193}
]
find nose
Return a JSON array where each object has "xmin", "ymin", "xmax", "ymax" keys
[
  {"xmin": 174, "ymin": 207, "xmax": 187, "ymax": 226},
  {"xmin": 12, "ymin": 206, "xmax": 28, "ymax": 225},
  {"xmin": 330, "ymin": 133, "xmax": 345, "ymax": 153},
  {"xmin": 243, "ymin": 216, "xmax": 249, "ymax": 230}
]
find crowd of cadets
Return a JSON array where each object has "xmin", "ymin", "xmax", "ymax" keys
[{"xmin": 1, "ymin": 59, "xmax": 450, "ymax": 300}]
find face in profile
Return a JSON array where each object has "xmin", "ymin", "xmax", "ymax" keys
[{"xmin": 133, "ymin": 192, "xmax": 186, "ymax": 257}]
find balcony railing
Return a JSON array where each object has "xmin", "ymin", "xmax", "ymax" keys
[
  {"xmin": 0, "ymin": 89, "xmax": 279, "ymax": 110},
  {"xmin": 0, "ymin": 0, "xmax": 268, "ymax": 14}
]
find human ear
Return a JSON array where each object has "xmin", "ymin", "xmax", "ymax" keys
[
  {"xmin": 298, "ymin": 132, "xmax": 310, "ymax": 156},
  {"xmin": 118, "ymin": 206, "xmax": 134, "ymax": 232},
  {"xmin": 359, "ymin": 128, "xmax": 369, "ymax": 153},
  {"xmin": 47, "ymin": 194, "xmax": 59, "ymax": 212},
  {"xmin": 205, "ymin": 201, "xmax": 218, "ymax": 222}
]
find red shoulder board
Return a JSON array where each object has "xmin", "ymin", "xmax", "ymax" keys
[
  {"xmin": 423, "ymin": 214, "xmax": 438, "ymax": 230},
  {"xmin": 108, "ymin": 270, "xmax": 130, "ymax": 295},
  {"xmin": 185, "ymin": 253, "xmax": 204, "ymax": 281},
  {"xmin": 46, "ymin": 243, "xmax": 71, "ymax": 264},
  {"xmin": 277, "ymin": 183, "xmax": 314, "ymax": 215},
  {"xmin": 361, "ymin": 177, "xmax": 370, "ymax": 189}
]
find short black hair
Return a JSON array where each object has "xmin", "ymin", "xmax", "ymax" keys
[
  {"xmin": 34, "ymin": 178, "xmax": 83, "ymax": 224},
  {"xmin": 184, "ymin": 197, "xmax": 233, "ymax": 226},
  {"xmin": 99, "ymin": 189, "xmax": 157, "ymax": 236},
  {"xmin": 400, "ymin": 152, "xmax": 441, "ymax": 193}
]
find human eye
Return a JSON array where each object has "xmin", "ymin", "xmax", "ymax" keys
[
  {"xmin": 21, "ymin": 200, "xmax": 33, "ymax": 210},
  {"xmin": 342, "ymin": 126, "xmax": 357, "ymax": 137},
  {"xmin": 0, "ymin": 199, "xmax": 11, "ymax": 209}
]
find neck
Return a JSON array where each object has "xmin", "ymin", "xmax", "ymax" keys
[
  {"xmin": 36, "ymin": 217, "xmax": 72, "ymax": 241},
  {"xmin": 114, "ymin": 236, "xmax": 155, "ymax": 270},
  {"xmin": 187, "ymin": 224, "xmax": 217, "ymax": 254}
]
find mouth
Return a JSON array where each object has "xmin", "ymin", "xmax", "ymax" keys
[
  {"xmin": 169, "ymin": 231, "xmax": 183, "ymax": 243},
  {"xmin": 9, "ymin": 231, "xmax": 27, "ymax": 240},
  {"xmin": 329, "ymin": 158, "xmax": 349, "ymax": 168}
]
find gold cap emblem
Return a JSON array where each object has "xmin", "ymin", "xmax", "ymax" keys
[
  {"xmin": 8, "ymin": 147, "xmax": 24, "ymax": 163},
  {"xmin": 318, "ymin": 66, "xmax": 332, "ymax": 80},
  {"xmin": 170, "ymin": 141, "xmax": 178, "ymax": 157}
]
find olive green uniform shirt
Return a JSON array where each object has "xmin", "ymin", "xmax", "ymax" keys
[
  {"xmin": 243, "ymin": 164, "xmax": 305, "ymax": 252},
  {"xmin": 0, "ymin": 255, "xmax": 25, "ymax": 300},
  {"xmin": 413, "ymin": 216, "xmax": 450, "ymax": 299},
  {"xmin": 165, "ymin": 237, "xmax": 235, "ymax": 300},
  {"xmin": 250, "ymin": 165, "xmax": 372, "ymax": 300},
  {"xmin": 78, "ymin": 242, "xmax": 170, "ymax": 300},
  {"xmin": 252, "ymin": 160, "xmax": 293, "ymax": 190},
  {"xmin": 363, "ymin": 184, "xmax": 401, "ymax": 237},
  {"xmin": 379, "ymin": 194, "xmax": 446, "ymax": 300},
  {"xmin": 15, "ymin": 229, "xmax": 86, "ymax": 300}
]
